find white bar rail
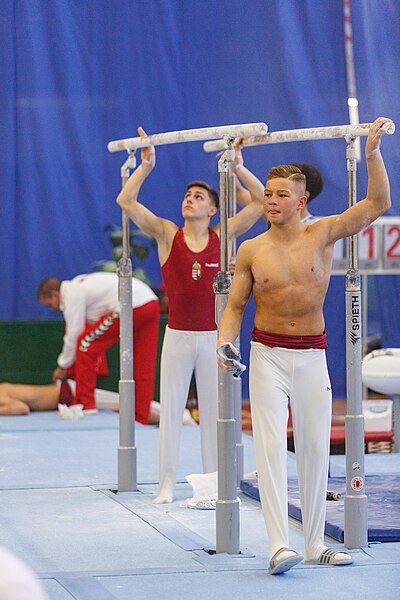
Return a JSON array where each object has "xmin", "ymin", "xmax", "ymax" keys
[
  {"xmin": 108, "ymin": 123, "xmax": 268, "ymax": 153},
  {"xmin": 203, "ymin": 122, "xmax": 395, "ymax": 153}
]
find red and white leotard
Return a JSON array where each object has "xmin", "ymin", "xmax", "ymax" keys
[
  {"xmin": 161, "ymin": 227, "xmax": 219, "ymax": 331},
  {"xmin": 156, "ymin": 227, "xmax": 220, "ymax": 502}
]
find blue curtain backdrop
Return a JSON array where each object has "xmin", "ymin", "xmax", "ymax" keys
[{"xmin": 1, "ymin": 0, "xmax": 400, "ymax": 398}]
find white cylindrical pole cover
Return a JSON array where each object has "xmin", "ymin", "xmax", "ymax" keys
[{"xmin": 108, "ymin": 122, "xmax": 268, "ymax": 153}]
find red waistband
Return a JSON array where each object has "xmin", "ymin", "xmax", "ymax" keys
[{"xmin": 252, "ymin": 328, "xmax": 328, "ymax": 350}]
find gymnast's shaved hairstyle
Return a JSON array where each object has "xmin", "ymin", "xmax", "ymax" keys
[
  {"xmin": 264, "ymin": 166, "xmax": 306, "ymax": 231},
  {"xmin": 267, "ymin": 165, "xmax": 306, "ymax": 187},
  {"xmin": 292, "ymin": 163, "xmax": 324, "ymax": 202}
]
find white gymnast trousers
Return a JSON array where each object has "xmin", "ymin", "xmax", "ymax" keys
[
  {"xmin": 249, "ymin": 342, "xmax": 332, "ymax": 560},
  {"xmin": 158, "ymin": 326, "xmax": 218, "ymax": 497}
]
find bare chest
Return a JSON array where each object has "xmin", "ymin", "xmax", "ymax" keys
[{"xmin": 251, "ymin": 241, "xmax": 330, "ymax": 293}]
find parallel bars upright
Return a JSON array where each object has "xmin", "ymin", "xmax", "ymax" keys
[
  {"xmin": 228, "ymin": 169, "xmax": 245, "ymax": 487},
  {"xmin": 204, "ymin": 121, "xmax": 395, "ymax": 550},
  {"xmin": 108, "ymin": 122, "xmax": 268, "ymax": 553}
]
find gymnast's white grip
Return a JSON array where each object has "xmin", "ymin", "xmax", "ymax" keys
[{"xmin": 217, "ymin": 344, "xmax": 246, "ymax": 377}]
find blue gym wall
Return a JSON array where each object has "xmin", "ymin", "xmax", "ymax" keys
[{"xmin": 2, "ymin": 0, "xmax": 400, "ymax": 398}]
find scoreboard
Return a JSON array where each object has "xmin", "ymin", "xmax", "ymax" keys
[{"xmin": 331, "ymin": 216, "xmax": 400, "ymax": 275}]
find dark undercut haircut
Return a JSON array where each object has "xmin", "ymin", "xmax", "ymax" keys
[
  {"xmin": 186, "ymin": 181, "xmax": 219, "ymax": 209},
  {"xmin": 291, "ymin": 163, "xmax": 324, "ymax": 202},
  {"xmin": 37, "ymin": 277, "xmax": 62, "ymax": 299}
]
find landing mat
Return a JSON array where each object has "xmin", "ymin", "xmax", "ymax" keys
[{"xmin": 240, "ymin": 476, "xmax": 400, "ymax": 542}]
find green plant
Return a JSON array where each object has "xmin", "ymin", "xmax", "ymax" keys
[{"xmin": 93, "ymin": 224, "xmax": 157, "ymax": 286}]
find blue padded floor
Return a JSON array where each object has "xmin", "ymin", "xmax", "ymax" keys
[
  {"xmin": 241, "ymin": 474, "xmax": 400, "ymax": 543},
  {"xmin": 1, "ymin": 411, "xmax": 400, "ymax": 600}
]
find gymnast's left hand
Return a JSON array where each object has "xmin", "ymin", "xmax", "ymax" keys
[
  {"xmin": 366, "ymin": 117, "xmax": 393, "ymax": 157},
  {"xmin": 232, "ymin": 137, "xmax": 244, "ymax": 171}
]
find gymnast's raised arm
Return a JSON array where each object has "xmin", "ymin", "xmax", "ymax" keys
[
  {"xmin": 324, "ymin": 117, "xmax": 392, "ymax": 243},
  {"xmin": 231, "ymin": 139, "xmax": 264, "ymax": 209},
  {"xmin": 116, "ymin": 127, "xmax": 176, "ymax": 248},
  {"xmin": 221, "ymin": 143, "xmax": 265, "ymax": 239}
]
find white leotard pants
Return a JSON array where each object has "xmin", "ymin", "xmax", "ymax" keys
[
  {"xmin": 158, "ymin": 326, "xmax": 218, "ymax": 493},
  {"xmin": 249, "ymin": 341, "xmax": 332, "ymax": 560}
]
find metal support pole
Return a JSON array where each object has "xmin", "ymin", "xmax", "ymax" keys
[
  {"xmin": 215, "ymin": 138, "xmax": 240, "ymax": 554},
  {"xmin": 227, "ymin": 170, "xmax": 244, "ymax": 486},
  {"xmin": 392, "ymin": 395, "xmax": 400, "ymax": 453},
  {"xmin": 362, "ymin": 273, "xmax": 369, "ymax": 401},
  {"xmin": 343, "ymin": 0, "xmax": 361, "ymax": 161},
  {"xmin": 344, "ymin": 137, "xmax": 368, "ymax": 548},
  {"xmin": 117, "ymin": 152, "xmax": 137, "ymax": 492}
]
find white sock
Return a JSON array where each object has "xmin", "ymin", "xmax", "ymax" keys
[
  {"xmin": 270, "ymin": 549, "xmax": 299, "ymax": 563},
  {"xmin": 153, "ymin": 484, "xmax": 174, "ymax": 504}
]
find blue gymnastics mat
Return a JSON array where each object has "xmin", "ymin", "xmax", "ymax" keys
[{"xmin": 240, "ymin": 475, "xmax": 400, "ymax": 543}]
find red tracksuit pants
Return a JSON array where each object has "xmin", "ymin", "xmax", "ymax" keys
[{"xmin": 66, "ymin": 300, "xmax": 159, "ymax": 423}]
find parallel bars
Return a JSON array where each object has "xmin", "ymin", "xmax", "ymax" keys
[
  {"xmin": 111, "ymin": 120, "xmax": 395, "ymax": 553},
  {"xmin": 108, "ymin": 122, "xmax": 268, "ymax": 555},
  {"xmin": 204, "ymin": 120, "xmax": 395, "ymax": 550},
  {"xmin": 203, "ymin": 122, "xmax": 395, "ymax": 152},
  {"xmin": 108, "ymin": 123, "xmax": 268, "ymax": 153}
]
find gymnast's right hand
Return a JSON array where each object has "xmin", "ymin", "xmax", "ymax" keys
[
  {"xmin": 137, "ymin": 126, "xmax": 156, "ymax": 169},
  {"xmin": 216, "ymin": 342, "xmax": 240, "ymax": 372},
  {"xmin": 52, "ymin": 366, "xmax": 67, "ymax": 383}
]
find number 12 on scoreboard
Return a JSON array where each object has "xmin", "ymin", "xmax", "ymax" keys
[{"xmin": 383, "ymin": 225, "xmax": 400, "ymax": 269}]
